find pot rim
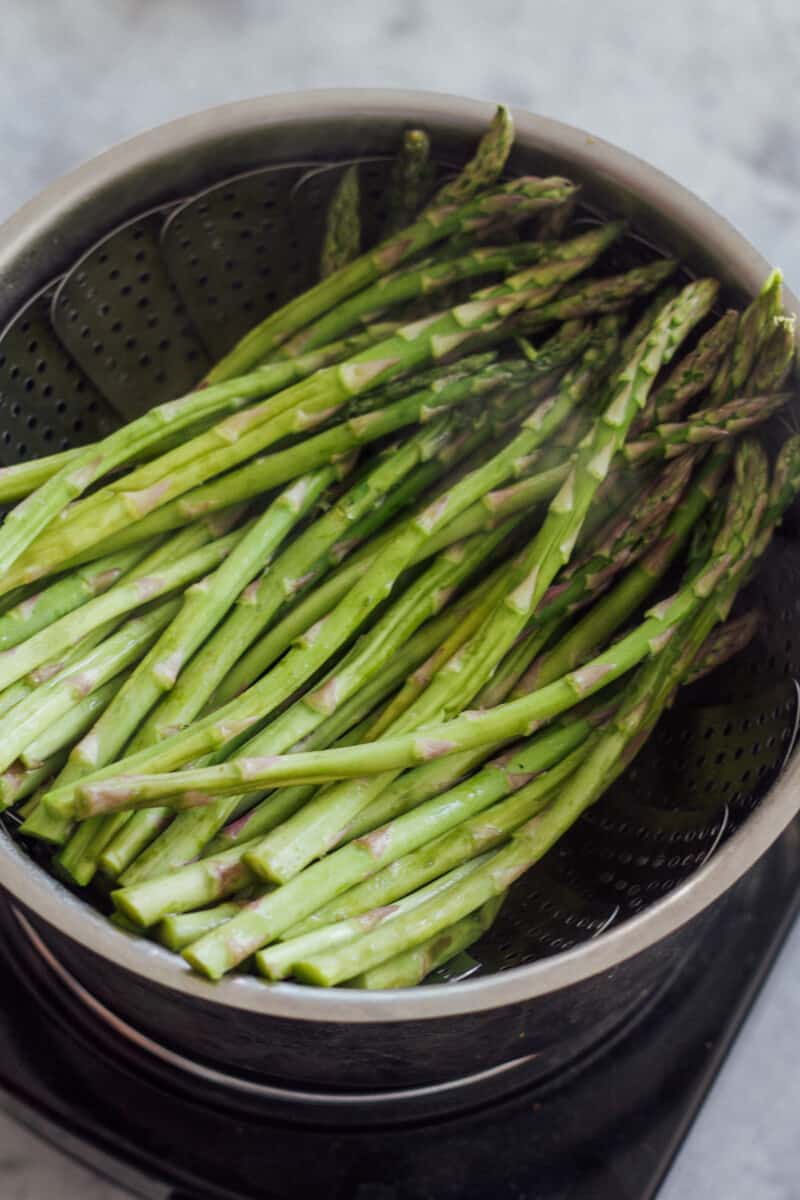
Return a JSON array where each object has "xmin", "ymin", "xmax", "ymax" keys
[{"xmin": 1, "ymin": 87, "xmax": 798, "ymax": 1024}]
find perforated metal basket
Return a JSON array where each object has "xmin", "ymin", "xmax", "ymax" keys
[{"xmin": 1, "ymin": 91, "xmax": 799, "ymax": 1096}]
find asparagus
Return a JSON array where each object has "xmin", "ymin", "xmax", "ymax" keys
[
  {"xmin": 0, "ymin": 753, "xmax": 68, "ymax": 811},
  {"xmin": 82, "ymin": 440, "xmax": 749, "ymax": 821},
  {"xmin": 34, "ymin": 467, "xmax": 337, "ymax": 881},
  {"xmin": 256, "ymin": 857, "xmax": 495, "ymax": 982},
  {"xmin": 634, "ymin": 309, "xmax": 739, "ymax": 430},
  {"xmin": 206, "ymin": 165, "xmax": 577, "ymax": 381},
  {"xmin": 0, "ymin": 598, "xmax": 181, "ymax": 792},
  {"xmin": 113, "ymin": 598, "xmax": 472, "ymax": 875},
  {"xmin": 536, "ymin": 193, "xmax": 576, "ymax": 241},
  {"xmin": 159, "ymin": 897, "xmax": 258, "ymax": 952},
  {"xmin": 281, "ymin": 224, "xmax": 623, "ymax": 359},
  {"xmin": 6, "ymin": 222, "xmax": 598, "ymax": 591},
  {"xmin": 514, "ymin": 442, "xmax": 731, "ymax": 693},
  {"xmin": 383, "ymin": 128, "xmax": 435, "ymax": 235},
  {"xmin": 21, "ymin": 676, "xmax": 125, "ymax": 767},
  {"xmin": 622, "ymin": 390, "xmax": 791, "ymax": 464},
  {"xmin": 745, "ymin": 315, "xmax": 796, "ymax": 395},
  {"xmin": 0, "ymin": 522, "xmax": 249, "ymax": 693},
  {"xmin": 113, "ymin": 524, "xmax": 516, "ymax": 887},
  {"xmin": 103, "ymin": 316, "xmax": 616, "ymax": 883},
  {"xmin": 41, "ymin": 328, "xmax": 608, "ymax": 823},
  {"xmin": 320, "ymin": 164, "xmax": 361, "ymax": 278},
  {"xmin": 290, "ymin": 479, "xmax": 769, "ymax": 990},
  {"xmin": 348, "ymin": 895, "xmax": 504, "ymax": 989},
  {"xmin": 515, "ymin": 259, "xmax": 678, "ymax": 328},
  {"xmin": 427, "ymin": 105, "xmax": 514, "ymax": 209},
  {"xmin": 113, "ymin": 716, "xmax": 590, "ymax": 929},
  {"xmin": 709, "ymin": 270, "xmax": 782, "ymax": 405},
  {"xmin": 0, "ymin": 347, "xmax": 324, "ymax": 580},
  {"xmin": 94, "ymin": 427, "xmax": 482, "ymax": 878},
  {"xmin": 0, "ymin": 446, "xmax": 85, "ymax": 504},
  {"xmin": 130, "ymin": 362, "xmax": 536, "ymax": 742},
  {"xmin": 0, "ymin": 540, "xmax": 158, "ymax": 651},
  {"xmin": 683, "ymin": 608, "xmax": 761, "ymax": 685}
]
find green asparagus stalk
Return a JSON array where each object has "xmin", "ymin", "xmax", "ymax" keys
[
  {"xmin": 709, "ymin": 270, "xmax": 782, "ymax": 405},
  {"xmin": 745, "ymin": 315, "xmax": 796, "ymax": 395},
  {"xmin": 0, "ymin": 540, "xmax": 159, "ymax": 651},
  {"xmin": 514, "ymin": 442, "xmax": 731, "ymax": 693},
  {"xmin": 426, "ymin": 105, "xmax": 514, "ymax": 209},
  {"xmin": 683, "ymin": 608, "xmax": 761, "ymax": 685},
  {"xmin": 6, "ymin": 223, "xmax": 597, "ymax": 591},
  {"xmin": 281, "ymin": 224, "xmax": 623, "ymax": 359},
  {"xmin": 256, "ymin": 857, "xmax": 495, "ymax": 982},
  {"xmin": 635, "ymin": 308, "xmax": 739, "ymax": 429},
  {"xmin": 383, "ymin": 128, "xmax": 435, "ymax": 235},
  {"xmin": 0, "ymin": 752, "xmax": 68, "ymax": 811},
  {"xmin": 81, "ymin": 447, "xmax": 748, "ymax": 822},
  {"xmin": 348, "ymin": 895, "xmax": 505, "ymax": 989},
  {"xmin": 515, "ymin": 259, "xmax": 678, "ymax": 329},
  {"xmin": 320, "ymin": 164, "xmax": 361, "ymax": 278},
  {"xmin": 113, "ymin": 524, "xmax": 517, "ymax": 887},
  {"xmin": 0, "ymin": 523, "xmax": 249, "ymax": 693},
  {"xmin": 207, "ymin": 163, "xmax": 577, "ymax": 380},
  {"xmin": 0, "ymin": 598, "xmax": 181, "ymax": 793},
  {"xmin": 21, "ymin": 675, "xmax": 125, "ymax": 767},
  {"xmin": 158, "ymin": 896, "xmax": 259, "ymax": 952},
  {"xmin": 290, "ymin": 479, "xmax": 769, "ymax": 990},
  {"xmin": 622, "ymin": 390, "xmax": 792, "ymax": 464},
  {"xmin": 113, "ymin": 716, "xmax": 590, "ymax": 929}
]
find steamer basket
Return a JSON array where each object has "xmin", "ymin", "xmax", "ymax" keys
[{"xmin": 1, "ymin": 90, "xmax": 799, "ymax": 1095}]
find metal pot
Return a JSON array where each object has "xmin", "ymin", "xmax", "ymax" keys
[{"xmin": 1, "ymin": 89, "xmax": 798, "ymax": 1096}]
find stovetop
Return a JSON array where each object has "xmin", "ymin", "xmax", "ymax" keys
[{"xmin": 1, "ymin": 822, "xmax": 800, "ymax": 1200}]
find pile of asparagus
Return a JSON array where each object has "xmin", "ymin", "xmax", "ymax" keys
[{"xmin": 0, "ymin": 106, "xmax": 797, "ymax": 990}]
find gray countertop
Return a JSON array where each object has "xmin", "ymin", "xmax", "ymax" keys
[{"xmin": 1, "ymin": 2, "xmax": 799, "ymax": 1196}]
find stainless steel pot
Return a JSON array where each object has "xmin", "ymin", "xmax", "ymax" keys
[{"xmin": 1, "ymin": 89, "xmax": 799, "ymax": 1095}]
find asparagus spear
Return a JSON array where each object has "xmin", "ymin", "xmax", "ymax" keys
[
  {"xmin": 683, "ymin": 608, "xmax": 761, "ymax": 685},
  {"xmin": 129, "ymin": 361, "xmax": 539, "ymax": 743},
  {"xmin": 207, "ymin": 165, "xmax": 577, "ymax": 380},
  {"xmin": 113, "ymin": 716, "xmax": 590, "ymax": 929},
  {"xmin": 709, "ymin": 270, "xmax": 783, "ymax": 405},
  {"xmin": 256, "ymin": 857, "xmax": 496, "ymax": 982},
  {"xmin": 21, "ymin": 675, "xmax": 125, "ymax": 767},
  {"xmin": 113, "ymin": 523, "xmax": 517, "ymax": 887},
  {"xmin": 0, "ymin": 522, "xmax": 249, "ymax": 693},
  {"xmin": 514, "ymin": 443, "xmax": 731, "ymax": 693},
  {"xmin": 0, "ymin": 540, "xmax": 159, "ymax": 651},
  {"xmin": 291, "ymin": 472, "xmax": 770, "ymax": 989},
  {"xmin": 622, "ymin": 390, "xmax": 792, "ymax": 464},
  {"xmin": 426, "ymin": 105, "xmax": 514, "ymax": 209},
  {"xmin": 159, "ymin": 896, "xmax": 259, "ymax": 953},
  {"xmin": 281, "ymin": 224, "xmax": 624, "ymax": 358},
  {"xmin": 6, "ymin": 225, "xmax": 598, "ymax": 591},
  {"xmin": 383, "ymin": 128, "xmax": 435, "ymax": 235},
  {"xmin": 0, "ymin": 753, "xmax": 68, "ymax": 811},
  {"xmin": 0, "ymin": 599, "xmax": 182, "ymax": 793},
  {"xmin": 320, "ymin": 165, "xmax": 361, "ymax": 278},
  {"xmin": 745, "ymin": 315, "xmax": 796, "ymax": 395},
  {"xmin": 348, "ymin": 895, "xmax": 505, "ymax": 989},
  {"xmin": 81, "ymin": 437, "xmax": 748, "ymax": 821},
  {"xmin": 634, "ymin": 309, "xmax": 739, "ymax": 430}
]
